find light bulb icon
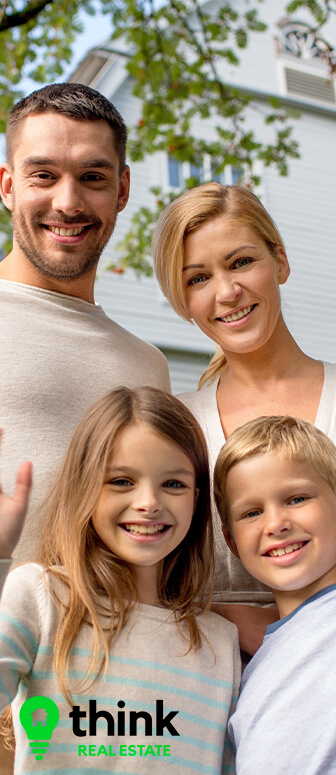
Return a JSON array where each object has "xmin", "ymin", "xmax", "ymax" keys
[{"xmin": 20, "ymin": 696, "xmax": 59, "ymax": 760}]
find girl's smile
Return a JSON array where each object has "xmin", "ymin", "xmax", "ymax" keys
[{"xmin": 92, "ymin": 422, "xmax": 198, "ymax": 600}]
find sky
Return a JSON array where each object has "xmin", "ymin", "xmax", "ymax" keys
[{"xmin": 63, "ymin": 4, "xmax": 114, "ymax": 80}]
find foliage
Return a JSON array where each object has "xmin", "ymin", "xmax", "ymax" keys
[{"xmin": 0, "ymin": 0, "xmax": 335, "ymax": 264}]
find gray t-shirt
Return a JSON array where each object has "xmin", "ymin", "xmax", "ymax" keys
[{"xmin": 0, "ymin": 279, "xmax": 170, "ymax": 562}]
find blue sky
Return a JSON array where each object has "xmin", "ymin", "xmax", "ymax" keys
[{"xmin": 64, "ymin": 4, "xmax": 114, "ymax": 79}]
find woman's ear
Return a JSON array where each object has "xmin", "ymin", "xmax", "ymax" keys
[
  {"xmin": 223, "ymin": 528, "xmax": 240, "ymax": 559},
  {"xmin": 194, "ymin": 487, "xmax": 199, "ymax": 511},
  {"xmin": 0, "ymin": 164, "xmax": 14, "ymax": 211},
  {"xmin": 276, "ymin": 246, "xmax": 290, "ymax": 285}
]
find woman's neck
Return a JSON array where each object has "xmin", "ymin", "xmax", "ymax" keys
[{"xmin": 220, "ymin": 320, "xmax": 311, "ymax": 388}]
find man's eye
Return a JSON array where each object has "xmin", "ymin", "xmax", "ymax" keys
[
  {"xmin": 163, "ymin": 480, "xmax": 185, "ymax": 489},
  {"xmin": 33, "ymin": 172, "xmax": 54, "ymax": 180},
  {"xmin": 82, "ymin": 173, "xmax": 105, "ymax": 181}
]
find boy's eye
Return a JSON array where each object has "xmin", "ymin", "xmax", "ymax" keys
[
  {"xmin": 163, "ymin": 480, "xmax": 186, "ymax": 489},
  {"xmin": 288, "ymin": 495, "xmax": 307, "ymax": 505}
]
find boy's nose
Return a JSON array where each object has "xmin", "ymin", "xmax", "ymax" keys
[{"xmin": 264, "ymin": 507, "xmax": 292, "ymax": 535}]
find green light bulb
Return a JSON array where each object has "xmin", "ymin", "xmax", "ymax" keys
[{"xmin": 19, "ymin": 696, "xmax": 59, "ymax": 761}]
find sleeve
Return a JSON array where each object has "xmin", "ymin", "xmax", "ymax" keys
[
  {"xmin": 0, "ymin": 564, "xmax": 44, "ymax": 713},
  {"xmin": 0, "ymin": 560, "xmax": 12, "ymax": 595},
  {"xmin": 222, "ymin": 628, "xmax": 241, "ymax": 774}
]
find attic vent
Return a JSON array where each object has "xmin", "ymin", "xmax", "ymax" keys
[{"xmin": 285, "ymin": 68, "xmax": 335, "ymax": 104}]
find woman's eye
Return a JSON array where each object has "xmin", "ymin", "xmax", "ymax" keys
[
  {"xmin": 231, "ymin": 258, "xmax": 253, "ymax": 270},
  {"xmin": 186, "ymin": 274, "xmax": 207, "ymax": 286},
  {"xmin": 163, "ymin": 480, "xmax": 185, "ymax": 489}
]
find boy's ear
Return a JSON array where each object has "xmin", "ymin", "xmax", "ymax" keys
[{"xmin": 223, "ymin": 528, "xmax": 240, "ymax": 559}]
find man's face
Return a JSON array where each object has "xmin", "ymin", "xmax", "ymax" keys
[{"xmin": 0, "ymin": 113, "xmax": 130, "ymax": 285}]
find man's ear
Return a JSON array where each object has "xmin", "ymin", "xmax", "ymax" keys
[
  {"xmin": 223, "ymin": 528, "xmax": 240, "ymax": 559},
  {"xmin": 117, "ymin": 165, "xmax": 130, "ymax": 213},
  {"xmin": 0, "ymin": 164, "xmax": 13, "ymax": 211},
  {"xmin": 276, "ymin": 246, "xmax": 290, "ymax": 285}
]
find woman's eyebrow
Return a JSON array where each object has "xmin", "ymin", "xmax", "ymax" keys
[{"xmin": 183, "ymin": 244, "xmax": 257, "ymax": 270}]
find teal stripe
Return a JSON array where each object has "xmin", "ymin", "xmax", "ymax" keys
[
  {"xmin": 0, "ymin": 611, "xmax": 38, "ymax": 652},
  {"xmin": 31, "ymin": 671, "xmax": 230, "ymax": 710},
  {"xmin": 38, "ymin": 645, "xmax": 232, "ymax": 689},
  {"xmin": 0, "ymin": 633, "xmax": 32, "ymax": 667}
]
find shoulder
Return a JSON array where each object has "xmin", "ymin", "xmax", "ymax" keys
[
  {"xmin": 178, "ymin": 380, "xmax": 218, "ymax": 422},
  {"xmin": 197, "ymin": 609, "xmax": 239, "ymax": 648},
  {"xmin": 99, "ymin": 315, "xmax": 171, "ymax": 390}
]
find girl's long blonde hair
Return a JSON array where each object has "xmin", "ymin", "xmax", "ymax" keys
[
  {"xmin": 36, "ymin": 387, "xmax": 213, "ymax": 703},
  {"xmin": 153, "ymin": 182, "xmax": 286, "ymax": 388}
]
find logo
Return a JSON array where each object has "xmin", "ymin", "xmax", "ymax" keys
[{"xmin": 19, "ymin": 696, "xmax": 59, "ymax": 761}]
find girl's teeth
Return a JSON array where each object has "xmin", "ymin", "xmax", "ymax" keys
[
  {"xmin": 222, "ymin": 305, "xmax": 253, "ymax": 323},
  {"xmin": 123, "ymin": 524, "xmax": 166, "ymax": 535},
  {"xmin": 269, "ymin": 542, "xmax": 304, "ymax": 557}
]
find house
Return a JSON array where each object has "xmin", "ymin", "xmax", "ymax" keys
[{"xmin": 70, "ymin": 0, "xmax": 336, "ymax": 392}]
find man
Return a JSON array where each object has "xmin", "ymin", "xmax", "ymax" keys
[{"xmin": 0, "ymin": 82, "xmax": 170, "ymax": 565}]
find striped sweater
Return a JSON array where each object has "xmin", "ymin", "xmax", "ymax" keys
[{"xmin": 0, "ymin": 564, "xmax": 240, "ymax": 775}]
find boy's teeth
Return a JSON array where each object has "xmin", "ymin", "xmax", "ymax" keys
[
  {"xmin": 123, "ymin": 524, "xmax": 166, "ymax": 535},
  {"xmin": 268, "ymin": 542, "xmax": 304, "ymax": 557},
  {"xmin": 221, "ymin": 305, "xmax": 253, "ymax": 322},
  {"xmin": 49, "ymin": 226, "xmax": 85, "ymax": 236}
]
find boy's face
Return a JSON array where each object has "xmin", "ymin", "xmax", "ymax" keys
[{"xmin": 224, "ymin": 453, "xmax": 336, "ymax": 617}]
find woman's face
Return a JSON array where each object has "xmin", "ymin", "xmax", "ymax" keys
[{"xmin": 182, "ymin": 216, "xmax": 289, "ymax": 357}]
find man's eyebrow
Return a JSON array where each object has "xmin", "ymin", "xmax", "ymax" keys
[
  {"xmin": 21, "ymin": 156, "xmax": 117, "ymax": 170},
  {"xmin": 182, "ymin": 245, "xmax": 257, "ymax": 271}
]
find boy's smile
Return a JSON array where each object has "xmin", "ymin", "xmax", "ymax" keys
[{"xmin": 225, "ymin": 454, "xmax": 336, "ymax": 617}]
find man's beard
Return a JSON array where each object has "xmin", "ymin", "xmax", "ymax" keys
[{"xmin": 11, "ymin": 206, "xmax": 118, "ymax": 281}]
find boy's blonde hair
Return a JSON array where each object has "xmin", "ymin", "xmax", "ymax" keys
[
  {"xmin": 214, "ymin": 415, "xmax": 336, "ymax": 532},
  {"xmin": 36, "ymin": 387, "xmax": 213, "ymax": 703}
]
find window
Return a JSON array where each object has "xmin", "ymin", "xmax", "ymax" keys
[{"xmin": 168, "ymin": 156, "xmax": 243, "ymax": 189}]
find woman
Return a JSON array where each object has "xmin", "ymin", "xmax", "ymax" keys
[{"xmin": 153, "ymin": 182, "xmax": 336, "ymax": 654}]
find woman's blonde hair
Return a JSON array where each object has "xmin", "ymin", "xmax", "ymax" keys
[
  {"xmin": 36, "ymin": 387, "xmax": 213, "ymax": 703},
  {"xmin": 153, "ymin": 182, "xmax": 286, "ymax": 387},
  {"xmin": 214, "ymin": 415, "xmax": 336, "ymax": 533}
]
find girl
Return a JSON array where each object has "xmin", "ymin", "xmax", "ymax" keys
[{"xmin": 0, "ymin": 387, "xmax": 240, "ymax": 774}]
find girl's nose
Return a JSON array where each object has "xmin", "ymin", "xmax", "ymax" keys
[{"xmin": 133, "ymin": 485, "xmax": 162, "ymax": 517}]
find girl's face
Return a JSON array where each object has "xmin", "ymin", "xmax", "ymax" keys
[
  {"xmin": 182, "ymin": 216, "xmax": 289, "ymax": 357},
  {"xmin": 92, "ymin": 422, "xmax": 198, "ymax": 603}
]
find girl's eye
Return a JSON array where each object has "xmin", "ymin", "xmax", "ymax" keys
[
  {"xmin": 288, "ymin": 495, "xmax": 306, "ymax": 505},
  {"xmin": 231, "ymin": 257, "xmax": 253, "ymax": 270},
  {"xmin": 108, "ymin": 478, "xmax": 133, "ymax": 487},
  {"xmin": 163, "ymin": 480, "xmax": 186, "ymax": 489},
  {"xmin": 243, "ymin": 508, "xmax": 262, "ymax": 519}
]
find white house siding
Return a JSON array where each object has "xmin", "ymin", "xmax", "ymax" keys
[{"xmin": 71, "ymin": 0, "xmax": 336, "ymax": 392}]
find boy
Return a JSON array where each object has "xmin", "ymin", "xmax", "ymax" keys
[{"xmin": 214, "ymin": 415, "xmax": 336, "ymax": 775}]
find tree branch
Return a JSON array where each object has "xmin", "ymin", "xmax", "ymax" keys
[{"xmin": 0, "ymin": 0, "xmax": 53, "ymax": 32}]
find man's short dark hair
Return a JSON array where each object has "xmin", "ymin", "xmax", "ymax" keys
[{"xmin": 6, "ymin": 82, "xmax": 127, "ymax": 170}]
